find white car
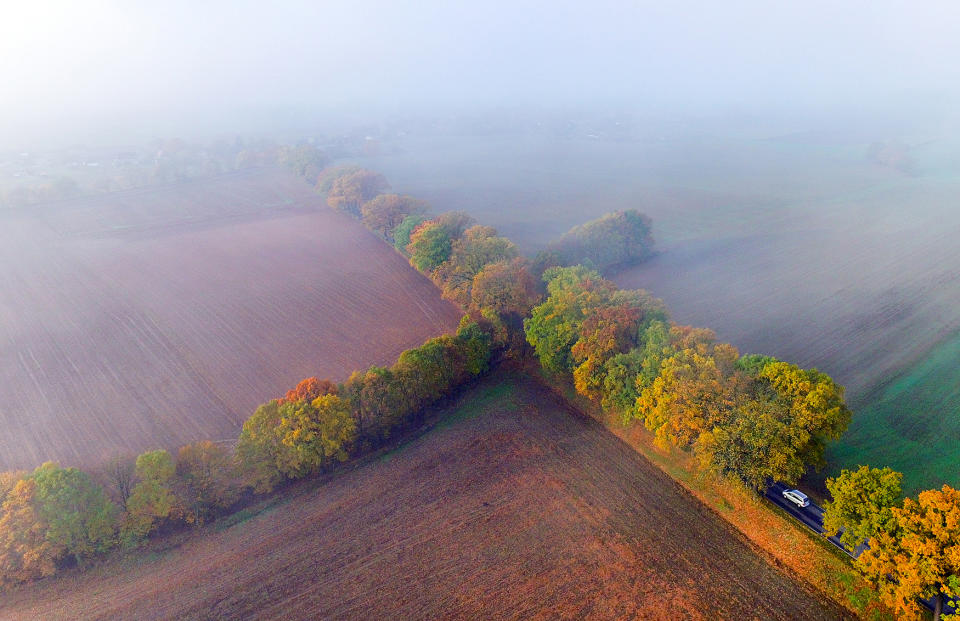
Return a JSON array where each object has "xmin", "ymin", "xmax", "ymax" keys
[{"xmin": 783, "ymin": 489, "xmax": 810, "ymax": 508}]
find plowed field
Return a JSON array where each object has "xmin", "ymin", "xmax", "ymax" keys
[
  {"xmin": 0, "ymin": 375, "xmax": 848, "ymax": 620},
  {"xmin": 0, "ymin": 168, "xmax": 461, "ymax": 470}
]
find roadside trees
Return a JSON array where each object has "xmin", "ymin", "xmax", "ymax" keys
[
  {"xmin": 859, "ymin": 485, "xmax": 960, "ymax": 621},
  {"xmin": 822, "ymin": 465, "xmax": 903, "ymax": 551}
]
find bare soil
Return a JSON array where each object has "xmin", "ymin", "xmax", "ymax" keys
[
  {"xmin": 0, "ymin": 168, "xmax": 461, "ymax": 470},
  {"xmin": 0, "ymin": 374, "xmax": 850, "ymax": 620}
]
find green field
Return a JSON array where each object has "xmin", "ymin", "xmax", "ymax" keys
[{"xmin": 827, "ymin": 331, "xmax": 960, "ymax": 495}]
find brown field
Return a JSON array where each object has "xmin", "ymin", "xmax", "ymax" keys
[
  {"xmin": 0, "ymin": 374, "xmax": 848, "ymax": 620},
  {"xmin": 0, "ymin": 168, "xmax": 461, "ymax": 470}
]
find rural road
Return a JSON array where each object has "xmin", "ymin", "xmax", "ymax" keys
[{"xmin": 764, "ymin": 482, "xmax": 957, "ymax": 616}]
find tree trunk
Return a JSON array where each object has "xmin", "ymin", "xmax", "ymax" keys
[{"xmin": 934, "ymin": 591, "xmax": 943, "ymax": 621}]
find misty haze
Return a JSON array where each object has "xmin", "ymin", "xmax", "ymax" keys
[{"xmin": 1, "ymin": 2, "xmax": 959, "ymax": 619}]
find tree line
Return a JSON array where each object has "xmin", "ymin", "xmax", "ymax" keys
[
  {"xmin": 0, "ymin": 318, "xmax": 493, "ymax": 586},
  {"xmin": 3, "ymin": 159, "xmax": 955, "ymax": 617},
  {"xmin": 523, "ymin": 264, "xmax": 852, "ymax": 490}
]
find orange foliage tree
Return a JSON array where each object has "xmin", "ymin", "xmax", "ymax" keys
[
  {"xmin": 858, "ymin": 485, "xmax": 960, "ymax": 620},
  {"xmin": 279, "ymin": 377, "xmax": 337, "ymax": 405}
]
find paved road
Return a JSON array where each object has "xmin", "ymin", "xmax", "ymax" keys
[{"xmin": 764, "ymin": 481, "xmax": 956, "ymax": 616}]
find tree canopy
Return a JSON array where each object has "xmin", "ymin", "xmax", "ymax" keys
[
  {"xmin": 859, "ymin": 485, "xmax": 960, "ymax": 620},
  {"xmin": 823, "ymin": 465, "xmax": 903, "ymax": 551},
  {"xmin": 544, "ymin": 210, "xmax": 655, "ymax": 273}
]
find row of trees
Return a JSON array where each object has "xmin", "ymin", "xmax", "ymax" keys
[
  {"xmin": 522, "ymin": 264, "xmax": 959, "ymax": 619},
  {"xmin": 237, "ymin": 319, "xmax": 492, "ymax": 493},
  {"xmin": 316, "ymin": 164, "xmax": 960, "ymax": 620},
  {"xmin": 0, "ymin": 441, "xmax": 237, "ymax": 585},
  {"xmin": 0, "ymin": 318, "xmax": 493, "ymax": 587},
  {"xmin": 318, "ymin": 166, "xmax": 543, "ymax": 355},
  {"xmin": 524, "ymin": 265, "xmax": 852, "ymax": 491},
  {"xmin": 823, "ymin": 466, "xmax": 960, "ymax": 619}
]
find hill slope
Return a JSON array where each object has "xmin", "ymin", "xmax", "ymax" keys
[
  {"xmin": 0, "ymin": 168, "xmax": 461, "ymax": 470},
  {"xmin": 1, "ymin": 374, "xmax": 848, "ymax": 619}
]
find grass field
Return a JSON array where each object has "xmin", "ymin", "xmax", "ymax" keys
[
  {"xmin": 0, "ymin": 168, "xmax": 461, "ymax": 471},
  {"xmin": 828, "ymin": 330, "xmax": 960, "ymax": 493},
  {"xmin": 0, "ymin": 374, "xmax": 847, "ymax": 620},
  {"xmin": 362, "ymin": 129, "xmax": 960, "ymax": 494}
]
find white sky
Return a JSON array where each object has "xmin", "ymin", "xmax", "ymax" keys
[{"xmin": 2, "ymin": 1, "xmax": 959, "ymax": 145}]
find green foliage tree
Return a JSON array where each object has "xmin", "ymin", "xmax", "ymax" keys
[
  {"xmin": 455, "ymin": 318, "xmax": 493, "ymax": 377},
  {"xmin": 695, "ymin": 398, "xmax": 803, "ymax": 490},
  {"xmin": 175, "ymin": 441, "xmax": 238, "ymax": 524},
  {"xmin": 276, "ymin": 144, "xmax": 329, "ymax": 180},
  {"xmin": 407, "ymin": 221, "xmax": 452, "ymax": 273},
  {"xmin": 344, "ymin": 366, "xmax": 400, "ymax": 444},
  {"xmin": 524, "ymin": 266, "xmax": 615, "ymax": 374},
  {"xmin": 600, "ymin": 349, "xmax": 645, "ymax": 421},
  {"xmin": 548, "ymin": 210, "xmax": 654, "ymax": 272},
  {"xmin": 822, "ymin": 465, "xmax": 903, "ymax": 551},
  {"xmin": 122, "ymin": 450, "xmax": 180, "ymax": 545},
  {"xmin": 394, "ymin": 214, "xmax": 428, "ymax": 253},
  {"xmin": 237, "ymin": 400, "xmax": 285, "ymax": 493},
  {"xmin": 28, "ymin": 462, "xmax": 117, "ymax": 566}
]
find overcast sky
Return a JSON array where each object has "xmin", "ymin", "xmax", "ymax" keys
[{"xmin": 2, "ymin": 1, "xmax": 959, "ymax": 146}]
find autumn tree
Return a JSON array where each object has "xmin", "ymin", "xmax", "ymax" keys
[
  {"xmin": 433, "ymin": 225, "xmax": 519, "ymax": 305},
  {"xmin": 176, "ymin": 441, "xmax": 239, "ymax": 524},
  {"xmin": 524, "ymin": 266, "xmax": 616, "ymax": 374},
  {"xmin": 433, "ymin": 211, "xmax": 476, "ymax": 240},
  {"xmin": 635, "ymin": 331, "xmax": 741, "ymax": 449},
  {"xmin": 324, "ymin": 169, "xmax": 389, "ymax": 215},
  {"xmin": 755, "ymin": 360, "xmax": 852, "ymax": 470},
  {"xmin": 470, "ymin": 258, "xmax": 540, "ymax": 318},
  {"xmin": 694, "ymin": 357, "xmax": 852, "ymax": 488},
  {"xmin": 122, "ymin": 450, "xmax": 181, "ymax": 545},
  {"xmin": 822, "ymin": 465, "xmax": 903, "ymax": 551},
  {"xmin": 278, "ymin": 377, "xmax": 337, "ymax": 405},
  {"xmin": 276, "ymin": 394, "xmax": 356, "ymax": 477},
  {"xmin": 315, "ymin": 164, "xmax": 362, "ymax": 192},
  {"xmin": 237, "ymin": 400, "xmax": 286, "ymax": 493},
  {"xmin": 0, "ymin": 478, "xmax": 58, "ymax": 585},
  {"xmin": 361, "ymin": 194, "xmax": 429, "ymax": 242},
  {"xmin": 572, "ymin": 304, "xmax": 643, "ymax": 401},
  {"xmin": 695, "ymin": 398, "xmax": 805, "ymax": 490},
  {"xmin": 859, "ymin": 485, "xmax": 960, "ymax": 620}
]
